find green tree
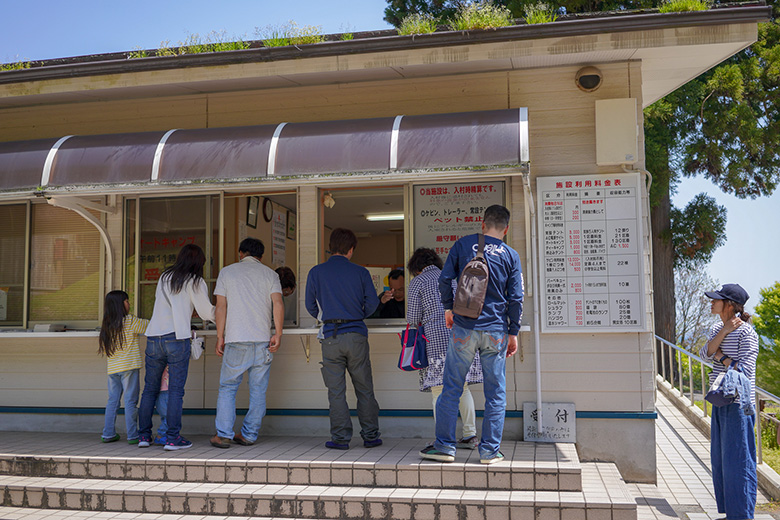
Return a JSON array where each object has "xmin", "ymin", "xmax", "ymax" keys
[{"xmin": 754, "ymin": 282, "xmax": 780, "ymax": 397}]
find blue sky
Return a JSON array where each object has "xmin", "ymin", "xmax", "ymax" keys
[{"xmin": 2, "ymin": 1, "xmax": 777, "ymax": 310}]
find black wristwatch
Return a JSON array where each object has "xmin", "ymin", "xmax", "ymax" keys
[{"xmin": 718, "ymin": 354, "xmax": 731, "ymax": 364}]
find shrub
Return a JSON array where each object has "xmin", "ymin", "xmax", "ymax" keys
[
  {"xmin": 524, "ymin": 2, "xmax": 558, "ymax": 24},
  {"xmin": 397, "ymin": 13, "xmax": 438, "ymax": 35},
  {"xmin": 659, "ymin": 0, "xmax": 710, "ymax": 13},
  {"xmin": 449, "ymin": 1, "xmax": 513, "ymax": 31},
  {"xmin": 0, "ymin": 60, "xmax": 30, "ymax": 72},
  {"xmin": 257, "ymin": 22, "xmax": 324, "ymax": 48}
]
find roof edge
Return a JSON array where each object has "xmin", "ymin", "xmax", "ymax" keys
[{"xmin": 0, "ymin": 5, "xmax": 771, "ymax": 86}]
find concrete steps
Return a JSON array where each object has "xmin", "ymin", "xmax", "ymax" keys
[
  {"xmin": 0, "ymin": 434, "xmax": 637, "ymax": 520},
  {"xmin": 0, "ymin": 441, "xmax": 581, "ymax": 491}
]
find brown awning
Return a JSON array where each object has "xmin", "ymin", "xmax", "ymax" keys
[
  {"xmin": 0, "ymin": 108, "xmax": 528, "ymax": 193},
  {"xmin": 48, "ymin": 132, "xmax": 166, "ymax": 186},
  {"xmin": 159, "ymin": 125, "xmax": 277, "ymax": 181},
  {"xmin": 0, "ymin": 138, "xmax": 59, "ymax": 190}
]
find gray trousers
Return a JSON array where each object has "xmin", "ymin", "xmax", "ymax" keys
[{"xmin": 320, "ymin": 332, "xmax": 380, "ymax": 443}]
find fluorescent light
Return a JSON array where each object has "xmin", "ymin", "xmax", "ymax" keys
[{"xmin": 365, "ymin": 213, "xmax": 405, "ymax": 221}]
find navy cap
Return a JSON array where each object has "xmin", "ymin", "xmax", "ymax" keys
[{"xmin": 705, "ymin": 284, "xmax": 749, "ymax": 306}]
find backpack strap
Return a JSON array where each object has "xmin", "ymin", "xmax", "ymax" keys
[{"xmin": 476, "ymin": 233, "xmax": 485, "ymax": 259}]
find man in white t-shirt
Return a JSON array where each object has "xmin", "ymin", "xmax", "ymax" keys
[{"xmin": 210, "ymin": 238, "xmax": 284, "ymax": 448}]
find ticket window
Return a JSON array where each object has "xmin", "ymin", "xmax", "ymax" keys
[
  {"xmin": 320, "ymin": 187, "xmax": 406, "ymax": 325},
  {"xmin": 223, "ymin": 193, "xmax": 298, "ymax": 327}
]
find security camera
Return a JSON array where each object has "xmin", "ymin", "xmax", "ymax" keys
[{"xmin": 575, "ymin": 66, "xmax": 603, "ymax": 92}]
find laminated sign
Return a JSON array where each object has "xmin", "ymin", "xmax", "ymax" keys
[{"xmin": 537, "ymin": 173, "xmax": 646, "ymax": 332}]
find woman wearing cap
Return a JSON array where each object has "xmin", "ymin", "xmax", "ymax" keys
[{"xmin": 699, "ymin": 283, "xmax": 759, "ymax": 520}]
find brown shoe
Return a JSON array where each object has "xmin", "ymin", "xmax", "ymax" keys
[
  {"xmin": 233, "ymin": 433, "xmax": 255, "ymax": 446},
  {"xmin": 210, "ymin": 435, "xmax": 231, "ymax": 448}
]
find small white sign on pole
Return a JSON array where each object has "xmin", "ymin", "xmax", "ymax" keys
[{"xmin": 523, "ymin": 402, "xmax": 576, "ymax": 443}]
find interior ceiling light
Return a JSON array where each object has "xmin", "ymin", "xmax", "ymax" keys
[{"xmin": 365, "ymin": 213, "xmax": 405, "ymax": 221}]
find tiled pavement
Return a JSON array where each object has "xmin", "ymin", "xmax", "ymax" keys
[{"xmin": 0, "ymin": 391, "xmax": 775, "ymax": 520}]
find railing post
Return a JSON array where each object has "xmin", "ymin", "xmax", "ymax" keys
[
  {"xmin": 700, "ymin": 362, "xmax": 708, "ymax": 417},
  {"xmin": 756, "ymin": 393, "xmax": 763, "ymax": 465},
  {"xmin": 677, "ymin": 350, "xmax": 683, "ymax": 395},
  {"xmin": 660, "ymin": 338, "xmax": 666, "ymax": 380},
  {"xmin": 688, "ymin": 354, "xmax": 693, "ymax": 404},
  {"xmin": 669, "ymin": 343, "xmax": 675, "ymax": 386}
]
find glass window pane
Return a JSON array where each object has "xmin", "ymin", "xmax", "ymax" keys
[
  {"xmin": 137, "ymin": 196, "xmax": 209, "ymax": 320},
  {"xmin": 0, "ymin": 204, "xmax": 26, "ymax": 327},
  {"xmin": 29, "ymin": 203, "xmax": 101, "ymax": 324}
]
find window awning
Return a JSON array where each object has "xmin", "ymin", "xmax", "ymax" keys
[{"xmin": 0, "ymin": 108, "xmax": 529, "ymax": 193}]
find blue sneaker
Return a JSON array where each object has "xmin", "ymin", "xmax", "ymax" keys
[
  {"xmin": 154, "ymin": 435, "xmax": 167, "ymax": 446},
  {"xmin": 137, "ymin": 435, "xmax": 152, "ymax": 448},
  {"xmin": 419, "ymin": 444, "xmax": 455, "ymax": 462},
  {"xmin": 164, "ymin": 435, "xmax": 193, "ymax": 451},
  {"xmin": 364, "ymin": 438, "xmax": 383, "ymax": 448},
  {"xmin": 325, "ymin": 440, "xmax": 349, "ymax": 450}
]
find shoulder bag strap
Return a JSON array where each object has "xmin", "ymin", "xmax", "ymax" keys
[{"xmin": 476, "ymin": 233, "xmax": 485, "ymax": 259}]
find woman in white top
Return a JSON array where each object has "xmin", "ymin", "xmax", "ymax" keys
[
  {"xmin": 137, "ymin": 244, "xmax": 216, "ymax": 450},
  {"xmin": 699, "ymin": 283, "xmax": 758, "ymax": 520}
]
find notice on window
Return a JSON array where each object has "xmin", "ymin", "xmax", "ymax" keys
[
  {"xmin": 537, "ymin": 173, "xmax": 645, "ymax": 332},
  {"xmin": 272, "ymin": 209, "xmax": 286, "ymax": 266},
  {"xmin": 413, "ymin": 181, "xmax": 504, "ymax": 261}
]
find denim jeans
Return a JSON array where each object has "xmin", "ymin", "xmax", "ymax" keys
[
  {"xmin": 102, "ymin": 369, "xmax": 140, "ymax": 440},
  {"xmin": 138, "ymin": 333, "xmax": 191, "ymax": 440},
  {"xmin": 434, "ymin": 325, "xmax": 507, "ymax": 459},
  {"xmin": 215, "ymin": 341, "xmax": 273, "ymax": 442},
  {"xmin": 155, "ymin": 391, "xmax": 168, "ymax": 437},
  {"xmin": 320, "ymin": 332, "xmax": 380, "ymax": 443},
  {"xmin": 711, "ymin": 403, "xmax": 757, "ymax": 519}
]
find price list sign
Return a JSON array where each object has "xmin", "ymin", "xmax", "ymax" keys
[
  {"xmin": 413, "ymin": 181, "xmax": 504, "ymax": 262},
  {"xmin": 537, "ymin": 173, "xmax": 645, "ymax": 332}
]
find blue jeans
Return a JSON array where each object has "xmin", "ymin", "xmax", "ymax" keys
[
  {"xmin": 138, "ymin": 333, "xmax": 191, "ymax": 440},
  {"xmin": 435, "ymin": 325, "xmax": 507, "ymax": 459},
  {"xmin": 711, "ymin": 403, "xmax": 757, "ymax": 519},
  {"xmin": 155, "ymin": 391, "xmax": 168, "ymax": 437},
  {"xmin": 102, "ymin": 369, "xmax": 139, "ymax": 440},
  {"xmin": 215, "ymin": 342, "xmax": 273, "ymax": 442}
]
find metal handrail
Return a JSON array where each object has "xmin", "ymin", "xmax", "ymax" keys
[{"xmin": 655, "ymin": 334, "xmax": 780, "ymax": 465}]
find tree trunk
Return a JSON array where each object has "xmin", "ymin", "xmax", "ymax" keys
[{"xmin": 652, "ymin": 185, "xmax": 676, "ymax": 379}]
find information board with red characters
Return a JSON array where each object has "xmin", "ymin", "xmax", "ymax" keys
[
  {"xmin": 537, "ymin": 173, "xmax": 646, "ymax": 332},
  {"xmin": 413, "ymin": 181, "xmax": 505, "ymax": 262}
]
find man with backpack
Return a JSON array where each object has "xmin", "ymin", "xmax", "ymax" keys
[{"xmin": 419, "ymin": 204, "xmax": 523, "ymax": 465}]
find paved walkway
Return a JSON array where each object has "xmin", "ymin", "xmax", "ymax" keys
[
  {"xmin": 0, "ymin": 390, "xmax": 775, "ymax": 519},
  {"xmin": 631, "ymin": 391, "xmax": 771, "ymax": 520}
]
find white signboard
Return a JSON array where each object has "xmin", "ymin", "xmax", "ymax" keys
[
  {"xmin": 523, "ymin": 402, "xmax": 576, "ymax": 443},
  {"xmin": 537, "ymin": 174, "xmax": 645, "ymax": 332},
  {"xmin": 272, "ymin": 210, "xmax": 286, "ymax": 266},
  {"xmin": 413, "ymin": 181, "xmax": 504, "ymax": 261}
]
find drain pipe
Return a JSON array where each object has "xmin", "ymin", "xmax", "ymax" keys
[{"xmin": 522, "ymin": 172, "xmax": 544, "ymax": 434}]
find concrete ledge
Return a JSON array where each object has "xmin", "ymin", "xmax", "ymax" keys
[{"xmin": 656, "ymin": 376, "xmax": 780, "ymax": 501}]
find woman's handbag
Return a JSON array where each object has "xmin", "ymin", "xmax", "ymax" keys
[
  {"xmin": 398, "ymin": 323, "xmax": 429, "ymax": 371},
  {"xmin": 705, "ymin": 364, "xmax": 738, "ymax": 407},
  {"xmin": 190, "ymin": 332, "xmax": 204, "ymax": 360}
]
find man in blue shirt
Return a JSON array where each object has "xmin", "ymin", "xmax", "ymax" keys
[
  {"xmin": 420, "ymin": 204, "xmax": 523, "ymax": 464},
  {"xmin": 305, "ymin": 228, "xmax": 383, "ymax": 450}
]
